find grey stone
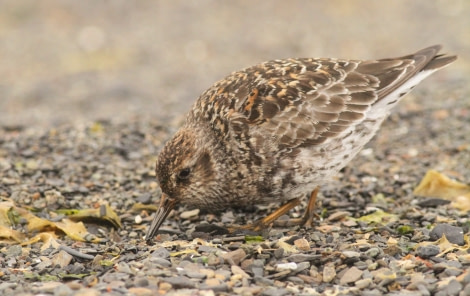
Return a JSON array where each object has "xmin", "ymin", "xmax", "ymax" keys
[
  {"xmin": 445, "ymin": 279, "xmax": 462, "ymax": 296},
  {"xmin": 340, "ymin": 266, "xmax": 363, "ymax": 285},
  {"xmin": 151, "ymin": 247, "xmax": 170, "ymax": 259},
  {"xmin": 416, "ymin": 245, "xmax": 440, "ymax": 258},
  {"xmin": 430, "ymin": 224, "xmax": 464, "ymax": 245},
  {"xmin": 163, "ymin": 276, "xmax": 196, "ymax": 289}
]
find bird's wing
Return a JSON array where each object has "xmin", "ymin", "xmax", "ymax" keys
[{"xmin": 189, "ymin": 45, "xmax": 454, "ymax": 150}]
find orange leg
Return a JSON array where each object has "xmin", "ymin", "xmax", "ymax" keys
[{"xmin": 237, "ymin": 186, "xmax": 319, "ymax": 232}]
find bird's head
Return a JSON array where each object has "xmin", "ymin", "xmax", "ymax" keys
[{"xmin": 145, "ymin": 127, "xmax": 217, "ymax": 242}]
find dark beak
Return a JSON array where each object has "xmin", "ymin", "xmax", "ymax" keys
[{"xmin": 145, "ymin": 193, "xmax": 177, "ymax": 243}]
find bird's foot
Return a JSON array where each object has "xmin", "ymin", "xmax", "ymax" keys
[
  {"xmin": 273, "ymin": 186, "xmax": 319, "ymax": 228},
  {"xmin": 230, "ymin": 187, "xmax": 319, "ymax": 233}
]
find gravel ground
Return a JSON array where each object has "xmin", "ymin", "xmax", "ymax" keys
[{"xmin": 1, "ymin": 1, "xmax": 470, "ymax": 296}]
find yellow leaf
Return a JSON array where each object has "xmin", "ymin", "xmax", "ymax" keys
[
  {"xmin": 21, "ymin": 232, "xmax": 60, "ymax": 252},
  {"xmin": 56, "ymin": 204, "xmax": 122, "ymax": 229},
  {"xmin": 54, "ymin": 219, "xmax": 99, "ymax": 242},
  {"xmin": 0, "ymin": 225, "xmax": 25, "ymax": 243},
  {"xmin": 414, "ymin": 170, "xmax": 470, "ymax": 211},
  {"xmin": 356, "ymin": 210, "xmax": 398, "ymax": 224}
]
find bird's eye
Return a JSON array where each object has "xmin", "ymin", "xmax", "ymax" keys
[{"xmin": 177, "ymin": 168, "xmax": 191, "ymax": 180}]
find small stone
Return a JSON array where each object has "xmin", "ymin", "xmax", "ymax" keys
[
  {"xmin": 355, "ymin": 278, "xmax": 372, "ymax": 289},
  {"xmin": 323, "ymin": 262, "xmax": 336, "ymax": 283},
  {"xmin": 430, "ymin": 224, "xmax": 464, "ymax": 245},
  {"xmin": 274, "ymin": 248, "xmax": 284, "ymax": 259},
  {"xmin": 6, "ymin": 245, "xmax": 22, "ymax": 257},
  {"xmin": 221, "ymin": 248, "xmax": 246, "ymax": 265},
  {"xmin": 215, "ymin": 269, "xmax": 231, "ymax": 280},
  {"xmin": 75, "ymin": 289, "xmax": 100, "ymax": 296},
  {"xmin": 54, "ymin": 284, "xmax": 73, "ymax": 296},
  {"xmin": 416, "ymin": 245, "xmax": 440, "ymax": 258},
  {"xmin": 199, "ymin": 268, "xmax": 215, "ymax": 279},
  {"xmin": 150, "ymin": 257, "xmax": 171, "ymax": 267},
  {"xmin": 163, "ymin": 276, "xmax": 196, "ymax": 289},
  {"xmin": 32, "ymin": 282, "xmax": 63, "ymax": 293},
  {"xmin": 158, "ymin": 282, "xmax": 172, "ymax": 292},
  {"xmin": 234, "ymin": 287, "xmax": 263, "ymax": 295},
  {"xmin": 293, "ymin": 262, "xmax": 310, "ymax": 274},
  {"xmin": 309, "ymin": 268, "xmax": 323, "ymax": 283},
  {"xmin": 444, "ymin": 267, "xmax": 463, "ymax": 277},
  {"xmin": 127, "ymin": 287, "xmax": 154, "ymax": 296},
  {"xmin": 293, "ymin": 238, "xmax": 310, "ymax": 251},
  {"xmin": 463, "ymin": 283, "xmax": 470, "ymax": 295},
  {"xmin": 134, "ymin": 277, "xmax": 149, "ymax": 287},
  {"xmin": 445, "ymin": 279, "xmax": 462, "ymax": 296},
  {"xmin": 327, "ymin": 211, "xmax": 350, "ymax": 221},
  {"xmin": 342, "ymin": 251, "xmax": 361, "ymax": 259},
  {"xmin": 254, "ymin": 276, "xmax": 275, "ymax": 286},
  {"xmin": 204, "ymin": 278, "xmax": 221, "ymax": 286},
  {"xmin": 151, "ymin": 247, "xmax": 170, "ymax": 259},
  {"xmin": 365, "ymin": 247, "xmax": 381, "ymax": 258},
  {"xmin": 231, "ymin": 265, "xmax": 250, "ymax": 278},
  {"xmin": 368, "ymin": 262, "xmax": 378, "ymax": 271},
  {"xmin": 261, "ymin": 287, "xmax": 290, "ymax": 296},
  {"xmin": 207, "ymin": 254, "xmax": 222, "ymax": 266},
  {"xmin": 371, "ymin": 268, "xmax": 396, "ymax": 285},
  {"xmin": 340, "ymin": 266, "xmax": 363, "ymax": 285},
  {"xmin": 275, "ymin": 262, "xmax": 297, "ymax": 271},
  {"xmin": 361, "ymin": 289, "xmax": 383, "ymax": 296},
  {"xmin": 286, "ymin": 254, "xmax": 321, "ymax": 263},
  {"xmin": 186, "ymin": 270, "xmax": 206, "ymax": 279},
  {"xmin": 51, "ymin": 250, "xmax": 73, "ymax": 268},
  {"xmin": 180, "ymin": 208, "xmax": 200, "ymax": 219},
  {"xmin": 287, "ymin": 276, "xmax": 304, "ymax": 284}
]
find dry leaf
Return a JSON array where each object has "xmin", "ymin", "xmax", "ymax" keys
[
  {"xmin": 415, "ymin": 234, "xmax": 470, "ymax": 257},
  {"xmin": 414, "ymin": 170, "xmax": 470, "ymax": 211},
  {"xmin": 0, "ymin": 225, "xmax": 25, "ymax": 243},
  {"xmin": 356, "ymin": 210, "xmax": 398, "ymax": 224},
  {"xmin": 21, "ymin": 232, "xmax": 60, "ymax": 252},
  {"xmin": 56, "ymin": 204, "xmax": 122, "ymax": 229}
]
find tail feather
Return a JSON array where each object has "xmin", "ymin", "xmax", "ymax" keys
[{"xmin": 366, "ymin": 45, "xmax": 456, "ymax": 117}]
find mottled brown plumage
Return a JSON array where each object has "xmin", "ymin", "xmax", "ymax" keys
[{"xmin": 146, "ymin": 45, "xmax": 456, "ymax": 241}]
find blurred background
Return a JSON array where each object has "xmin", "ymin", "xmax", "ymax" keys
[{"xmin": 0, "ymin": 0, "xmax": 468, "ymax": 128}]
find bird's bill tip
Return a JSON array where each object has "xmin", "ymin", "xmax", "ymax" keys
[{"xmin": 145, "ymin": 193, "xmax": 176, "ymax": 243}]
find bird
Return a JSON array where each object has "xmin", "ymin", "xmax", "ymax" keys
[{"xmin": 145, "ymin": 45, "xmax": 456, "ymax": 242}]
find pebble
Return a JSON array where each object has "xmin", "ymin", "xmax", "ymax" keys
[
  {"xmin": 163, "ymin": 276, "xmax": 196, "ymax": 289},
  {"xmin": 231, "ymin": 265, "xmax": 250, "ymax": 278},
  {"xmin": 365, "ymin": 247, "xmax": 381, "ymax": 258},
  {"xmin": 261, "ymin": 287, "xmax": 291, "ymax": 296},
  {"xmin": 75, "ymin": 289, "xmax": 100, "ymax": 296},
  {"xmin": 323, "ymin": 262, "xmax": 336, "ymax": 283},
  {"xmin": 51, "ymin": 250, "xmax": 73, "ymax": 268},
  {"xmin": 327, "ymin": 211, "xmax": 350, "ymax": 221},
  {"xmin": 293, "ymin": 238, "xmax": 310, "ymax": 251},
  {"xmin": 286, "ymin": 254, "xmax": 321, "ymax": 263},
  {"xmin": 416, "ymin": 245, "xmax": 440, "ymax": 258},
  {"xmin": 276, "ymin": 262, "xmax": 297, "ymax": 271},
  {"xmin": 151, "ymin": 247, "xmax": 171, "ymax": 259},
  {"xmin": 53, "ymin": 284, "xmax": 73, "ymax": 296},
  {"xmin": 429, "ymin": 224, "xmax": 465, "ymax": 245},
  {"xmin": 293, "ymin": 262, "xmax": 310, "ymax": 274},
  {"xmin": 6, "ymin": 245, "xmax": 22, "ymax": 257},
  {"xmin": 340, "ymin": 266, "xmax": 363, "ymax": 285},
  {"xmin": 221, "ymin": 248, "xmax": 246, "ymax": 265},
  {"xmin": 180, "ymin": 209, "xmax": 200, "ymax": 219},
  {"xmin": 445, "ymin": 279, "xmax": 463, "ymax": 296},
  {"xmin": 355, "ymin": 278, "xmax": 372, "ymax": 289}
]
